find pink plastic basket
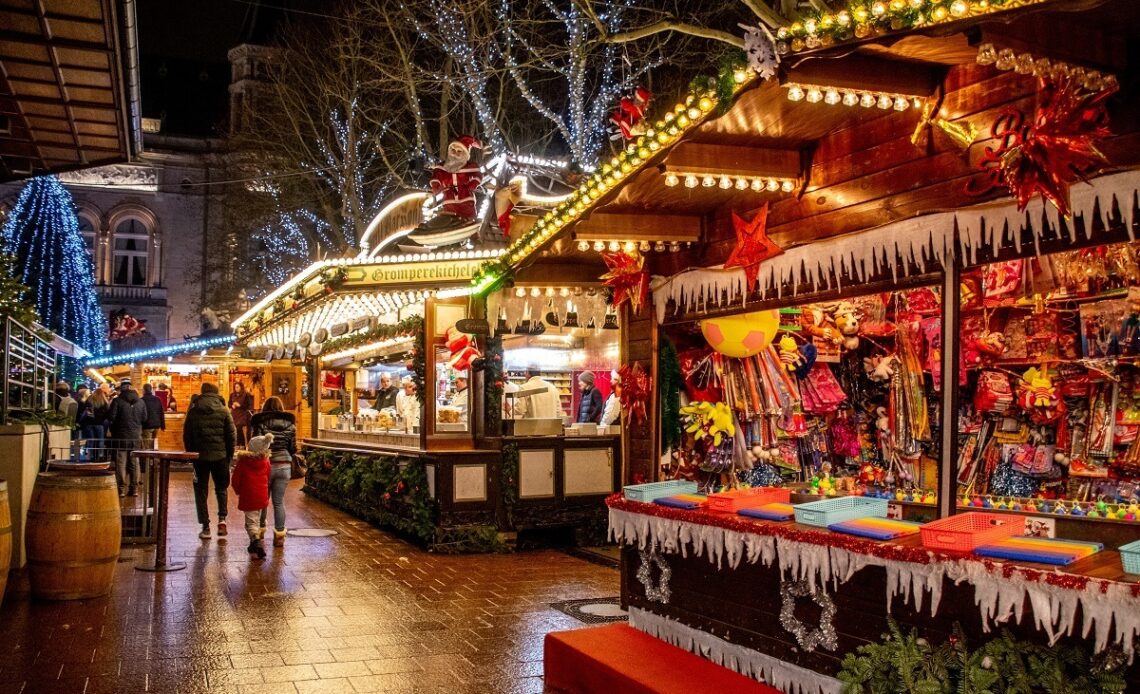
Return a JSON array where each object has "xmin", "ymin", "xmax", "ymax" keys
[
  {"xmin": 707, "ymin": 487, "xmax": 791, "ymax": 513},
  {"xmin": 919, "ymin": 512, "xmax": 1025, "ymax": 552}
]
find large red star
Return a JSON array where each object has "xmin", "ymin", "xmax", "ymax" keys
[{"xmin": 723, "ymin": 203, "xmax": 782, "ymax": 292}]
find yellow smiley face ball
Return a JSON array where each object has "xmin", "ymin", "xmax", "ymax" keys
[{"xmin": 700, "ymin": 310, "xmax": 781, "ymax": 358}]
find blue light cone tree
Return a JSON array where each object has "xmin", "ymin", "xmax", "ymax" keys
[{"xmin": 2, "ymin": 176, "xmax": 107, "ymax": 375}]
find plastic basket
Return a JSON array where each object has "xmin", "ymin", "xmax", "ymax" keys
[
  {"xmin": 624, "ymin": 480, "xmax": 699, "ymax": 503},
  {"xmin": 793, "ymin": 496, "xmax": 888, "ymax": 528},
  {"xmin": 919, "ymin": 512, "xmax": 1025, "ymax": 552},
  {"xmin": 1119, "ymin": 539, "xmax": 1140, "ymax": 575},
  {"xmin": 707, "ymin": 487, "xmax": 791, "ymax": 513}
]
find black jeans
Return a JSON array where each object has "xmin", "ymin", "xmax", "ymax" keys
[{"xmin": 192, "ymin": 458, "xmax": 230, "ymax": 525}]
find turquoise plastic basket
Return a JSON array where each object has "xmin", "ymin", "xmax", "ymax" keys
[
  {"xmin": 794, "ymin": 496, "xmax": 889, "ymax": 528},
  {"xmin": 624, "ymin": 480, "xmax": 699, "ymax": 503},
  {"xmin": 1119, "ymin": 539, "xmax": 1140, "ymax": 575}
]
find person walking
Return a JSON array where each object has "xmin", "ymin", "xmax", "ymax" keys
[
  {"xmin": 250, "ymin": 397, "xmax": 295, "ymax": 548},
  {"xmin": 107, "ymin": 379, "xmax": 146, "ymax": 496},
  {"xmin": 230, "ymin": 434, "xmax": 272, "ymax": 560},
  {"xmin": 184, "ymin": 382, "xmax": 236, "ymax": 539},
  {"xmin": 140, "ymin": 383, "xmax": 166, "ymax": 450},
  {"xmin": 229, "ymin": 381, "xmax": 255, "ymax": 447}
]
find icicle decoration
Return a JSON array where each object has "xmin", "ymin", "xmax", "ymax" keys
[
  {"xmin": 629, "ymin": 607, "xmax": 844, "ymax": 694},
  {"xmin": 654, "ymin": 168, "xmax": 1140, "ymax": 324},
  {"xmin": 610, "ymin": 505, "xmax": 1140, "ymax": 658}
]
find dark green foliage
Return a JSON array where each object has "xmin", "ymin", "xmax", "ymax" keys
[
  {"xmin": 483, "ymin": 335, "xmax": 504, "ymax": 435},
  {"xmin": 501, "ymin": 443, "xmax": 519, "ymax": 527},
  {"xmin": 838, "ymin": 619, "xmax": 1127, "ymax": 694},
  {"xmin": 658, "ymin": 336, "xmax": 684, "ymax": 453}
]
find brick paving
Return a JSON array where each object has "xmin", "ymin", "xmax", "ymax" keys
[{"xmin": 0, "ymin": 472, "xmax": 618, "ymax": 693}]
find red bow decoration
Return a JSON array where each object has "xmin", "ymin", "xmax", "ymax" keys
[
  {"xmin": 601, "ymin": 251, "xmax": 650, "ymax": 314},
  {"xmin": 723, "ymin": 203, "xmax": 783, "ymax": 292},
  {"xmin": 968, "ymin": 75, "xmax": 1116, "ymax": 216},
  {"xmin": 618, "ymin": 362, "xmax": 651, "ymax": 426}
]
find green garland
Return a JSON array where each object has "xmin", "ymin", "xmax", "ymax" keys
[
  {"xmin": 658, "ymin": 336, "xmax": 684, "ymax": 453},
  {"xmin": 838, "ymin": 619, "xmax": 1127, "ymax": 694},
  {"xmin": 501, "ymin": 443, "xmax": 519, "ymax": 527},
  {"xmin": 410, "ymin": 316, "xmax": 426, "ymax": 406},
  {"xmin": 483, "ymin": 335, "xmax": 504, "ymax": 435},
  {"xmin": 307, "ymin": 449, "xmax": 437, "ymax": 542},
  {"xmin": 0, "ymin": 252, "xmax": 40, "ymax": 328},
  {"xmin": 317, "ymin": 314, "xmax": 423, "ymax": 360}
]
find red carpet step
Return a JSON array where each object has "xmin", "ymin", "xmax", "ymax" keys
[{"xmin": 544, "ymin": 623, "xmax": 783, "ymax": 694}]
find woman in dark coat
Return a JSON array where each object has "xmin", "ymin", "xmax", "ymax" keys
[{"xmin": 229, "ymin": 382, "xmax": 255, "ymax": 446}]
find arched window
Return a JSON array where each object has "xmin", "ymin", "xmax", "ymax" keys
[{"xmin": 112, "ymin": 217, "xmax": 149, "ymax": 286}]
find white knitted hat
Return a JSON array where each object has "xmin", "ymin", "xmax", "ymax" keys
[{"xmin": 248, "ymin": 433, "xmax": 274, "ymax": 456}]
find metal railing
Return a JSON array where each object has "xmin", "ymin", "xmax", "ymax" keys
[{"xmin": 1, "ymin": 316, "xmax": 58, "ymax": 425}]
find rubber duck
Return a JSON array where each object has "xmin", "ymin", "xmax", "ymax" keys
[
  {"xmin": 1070, "ymin": 504, "xmax": 1085, "ymax": 517},
  {"xmin": 895, "ymin": 489, "xmax": 906, "ymax": 501},
  {"xmin": 1087, "ymin": 508, "xmax": 1101, "ymax": 519},
  {"xmin": 1052, "ymin": 502, "xmax": 1067, "ymax": 515},
  {"xmin": 994, "ymin": 497, "xmax": 1008, "ymax": 510},
  {"xmin": 1011, "ymin": 500, "xmax": 1023, "ymax": 511},
  {"xmin": 1025, "ymin": 502, "xmax": 1038, "ymax": 513},
  {"xmin": 923, "ymin": 492, "xmax": 936, "ymax": 504},
  {"xmin": 982, "ymin": 496, "xmax": 994, "ymax": 509}
]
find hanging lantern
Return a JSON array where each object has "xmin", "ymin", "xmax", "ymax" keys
[{"xmin": 700, "ymin": 310, "xmax": 780, "ymax": 358}]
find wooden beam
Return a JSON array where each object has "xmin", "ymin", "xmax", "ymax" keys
[
  {"xmin": 783, "ymin": 54, "xmax": 942, "ymax": 96},
  {"xmin": 661, "ymin": 143, "xmax": 801, "ymax": 180},
  {"xmin": 571, "ymin": 212, "xmax": 702, "ymax": 242}
]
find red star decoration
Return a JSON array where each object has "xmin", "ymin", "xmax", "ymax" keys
[
  {"xmin": 723, "ymin": 203, "xmax": 783, "ymax": 292},
  {"xmin": 600, "ymin": 251, "xmax": 650, "ymax": 314}
]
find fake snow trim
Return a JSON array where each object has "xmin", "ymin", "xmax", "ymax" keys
[
  {"xmin": 628, "ymin": 606, "xmax": 843, "ymax": 694},
  {"xmin": 610, "ymin": 506, "xmax": 1140, "ymax": 658},
  {"xmin": 652, "ymin": 168, "xmax": 1140, "ymax": 324}
]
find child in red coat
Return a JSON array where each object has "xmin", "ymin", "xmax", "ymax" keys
[{"xmin": 231, "ymin": 434, "xmax": 272, "ymax": 559}]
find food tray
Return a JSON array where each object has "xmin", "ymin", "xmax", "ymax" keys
[
  {"xmin": 707, "ymin": 487, "xmax": 791, "ymax": 513},
  {"xmin": 624, "ymin": 480, "xmax": 699, "ymax": 503},
  {"xmin": 919, "ymin": 512, "xmax": 1025, "ymax": 552},
  {"xmin": 793, "ymin": 496, "xmax": 888, "ymax": 528},
  {"xmin": 1119, "ymin": 539, "xmax": 1140, "ymax": 574}
]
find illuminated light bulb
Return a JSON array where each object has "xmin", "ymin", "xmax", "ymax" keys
[
  {"xmin": 735, "ymin": 178, "xmax": 748, "ymax": 190},
  {"xmin": 577, "ymin": 240, "xmax": 589, "ymax": 252},
  {"xmin": 560, "ymin": 288, "xmax": 570, "ymax": 297},
  {"xmin": 871, "ymin": 2, "xmax": 886, "ymax": 16},
  {"xmin": 1014, "ymin": 53, "xmax": 1035, "ymax": 75},
  {"xmin": 654, "ymin": 242, "xmax": 665, "ymax": 252},
  {"xmin": 702, "ymin": 176, "xmax": 715, "ymax": 187},
  {"xmin": 787, "ymin": 85, "xmax": 805, "ymax": 101},
  {"xmin": 889, "ymin": 0, "xmax": 905, "ymax": 9},
  {"xmin": 593, "ymin": 241, "xmax": 605, "ymax": 252},
  {"xmin": 684, "ymin": 175, "xmax": 698, "ymax": 188},
  {"xmin": 530, "ymin": 287, "xmax": 541, "ymax": 297},
  {"xmin": 995, "ymin": 47, "xmax": 1015, "ymax": 71},
  {"xmin": 545, "ymin": 287, "xmax": 555, "ymax": 297},
  {"xmin": 777, "ymin": 27, "xmax": 789, "ymax": 39},
  {"xmin": 909, "ymin": 0, "xmax": 924, "ymax": 6},
  {"xmin": 860, "ymin": 93, "xmax": 875, "ymax": 108},
  {"xmin": 687, "ymin": 107, "xmax": 701, "ymax": 120},
  {"xmin": 893, "ymin": 96, "xmax": 909, "ymax": 111},
  {"xmin": 733, "ymin": 70, "xmax": 747, "ymax": 83},
  {"xmin": 824, "ymin": 89, "xmax": 841, "ymax": 105},
  {"xmin": 912, "ymin": 97, "xmax": 923, "ymax": 109},
  {"xmin": 751, "ymin": 179, "xmax": 763, "ymax": 192},
  {"xmin": 608, "ymin": 241, "xmax": 620, "ymax": 252},
  {"xmin": 676, "ymin": 115, "xmax": 690, "ymax": 128},
  {"xmin": 669, "ymin": 243, "xmax": 680, "ymax": 253},
  {"xmin": 837, "ymin": 10, "xmax": 851, "ymax": 25},
  {"xmin": 804, "ymin": 19, "xmax": 817, "ymax": 34},
  {"xmin": 664, "ymin": 173, "xmax": 680, "ymax": 187},
  {"xmin": 647, "ymin": 141, "xmax": 660, "ymax": 152},
  {"xmin": 781, "ymin": 180, "xmax": 795, "ymax": 193},
  {"xmin": 623, "ymin": 241, "xmax": 637, "ymax": 253},
  {"xmin": 620, "ymin": 162, "xmax": 632, "ymax": 173},
  {"xmin": 842, "ymin": 92, "xmax": 859, "ymax": 106},
  {"xmin": 931, "ymin": 4, "xmax": 949, "ymax": 20},
  {"xmin": 790, "ymin": 21, "xmax": 803, "ymax": 33},
  {"xmin": 877, "ymin": 94, "xmax": 893, "ymax": 109},
  {"xmin": 657, "ymin": 132, "xmax": 670, "ymax": 144},
  {"xmin": 805, "ymin": 88, "xmax": 823, "ymax": 103},
  {"xmin": 950, "ymin": 0, "xmax": 967, "ymax": 15},
  {"xmin": 698, "ymin": 97, "xmax": 714, "ymax": 112},
  {"xmin": 1032, "ymin": 57, "xmax": 1052, "ymax": 77},
  {"xmin": 718, "ymin": 176, "xmax": 732, "ymax": 189}
]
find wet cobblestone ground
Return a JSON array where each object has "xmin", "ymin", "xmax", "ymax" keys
[{"xmin": 0, "ymin": 472, "xmax": 618, "ymax": 693}]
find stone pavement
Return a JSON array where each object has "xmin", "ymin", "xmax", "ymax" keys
[{"xmin": 0, "ymin": 472, "xmax": 618, "ymax": 693}]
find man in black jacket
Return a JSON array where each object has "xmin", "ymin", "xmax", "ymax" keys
[
  {"xmin": 183, "ymin": 382, "xmax": 236, "ymax": 539},
  {"xmin": 141, "ymin": 383, "xmax": 166, "ymax": 450},
  {"xmin": 107, "ymin": 380, "xmax": 147, "ymax": 496}
]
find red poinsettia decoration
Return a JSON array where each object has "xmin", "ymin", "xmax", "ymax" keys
[
  {"xmin": 723, "ymin": 203, "xmax": 783, "ymax": 292},
  {"xmin": 618, "ymin": 362, "xmax": 652, "ymax": 426},
  {"xmin": 970, "ymin": 75, "xmax": 1116, "ymax": 216},
  {"xmin": 601, "ymin": 251, "xmax": 650, "ymax": 314}
]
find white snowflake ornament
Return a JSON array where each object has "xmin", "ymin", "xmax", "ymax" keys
[{"xmin": 741, "ymin": 23, "xmax": 781, "ymax": 80}]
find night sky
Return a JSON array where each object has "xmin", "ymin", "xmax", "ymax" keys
[{"xmin": 137, "ymin": 0, "xmax": 320, "ymax": 137}]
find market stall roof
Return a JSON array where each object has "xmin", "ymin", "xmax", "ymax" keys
[
  {"xmin": 469, "ymin": 0, "xmax": 1136, "ymax": 296},
  {"xmin": 0, "ymin": 0, "xmax": 140, "ymax": 181}
]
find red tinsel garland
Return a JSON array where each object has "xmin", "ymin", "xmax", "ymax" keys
[{"xmin": 606, "ymin": 494, "xmax": 1131, "ymax": 594}]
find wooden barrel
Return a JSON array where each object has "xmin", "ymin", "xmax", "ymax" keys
[
  {"xmin": 0, "ymin": 481, "xmax": 10, "ymax": 603},
  {"xmin": 26, "ymin": 470, "xmax": 121, "ymax": 600}
]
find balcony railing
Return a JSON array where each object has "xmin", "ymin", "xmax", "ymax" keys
[{"xmin": 96, "ymin": 284, "xmax": 168, "ymax": 303}]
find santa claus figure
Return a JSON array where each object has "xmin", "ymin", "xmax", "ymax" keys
[{"xmin": 430, "ymin": 136, "xmax": 483, "ymax": 220}]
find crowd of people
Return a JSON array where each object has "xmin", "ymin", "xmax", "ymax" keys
[{"xmin": 53, "ymin": 378, "xmax": 298, "ymax": 561}]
